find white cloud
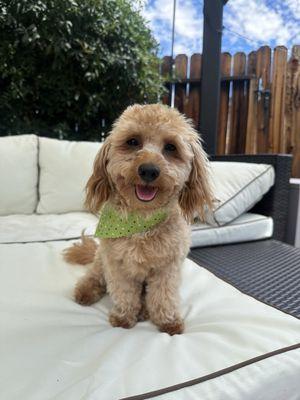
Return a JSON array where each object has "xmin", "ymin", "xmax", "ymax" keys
[
  {"xmin": 142, "ymin": 0, "xmax": 203, "ymax": 55},
  {"xmin": 224, "ymin": 0, "xmax": 300, "ymax": 47},
  {"xmin": 285, "ymin": 0, "xmax": 300, "ymax": 19}
]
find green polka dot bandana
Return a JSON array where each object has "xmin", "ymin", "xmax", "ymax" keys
[{"xmin": 95, "ymin": 204, "xmax": 168, "ymax": 239}]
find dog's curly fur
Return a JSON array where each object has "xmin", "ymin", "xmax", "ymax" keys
[{"xmin": 63, "ymin": 104, "xmax": 213, "ymax": 335}]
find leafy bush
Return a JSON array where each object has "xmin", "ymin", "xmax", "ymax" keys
[{"xmin": 0, "ymin": 0, "xmax": 164, "ymax": 140}]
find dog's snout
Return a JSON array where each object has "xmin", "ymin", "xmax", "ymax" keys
[{"xmin": 138, "ymin": 163, "xmax": 160, "ymax": 183}]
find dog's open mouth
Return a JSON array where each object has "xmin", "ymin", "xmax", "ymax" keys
[{"xmin": 135, "ymin": 185, "xmax": 158, "ymax": 202}]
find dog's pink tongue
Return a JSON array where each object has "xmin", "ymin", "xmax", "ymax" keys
[{"xmin": 136, "ymin": 185, "xmax": 158, "ymax": 201}]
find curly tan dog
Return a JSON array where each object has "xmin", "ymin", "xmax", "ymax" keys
[{"xmin": 64, "ymin": 104, "xmax": 212, "ymax": 335}]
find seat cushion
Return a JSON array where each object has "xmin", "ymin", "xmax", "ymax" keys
[
  {"xmin": 0, "ymin": 241, "xmax": 299, "ymax": 400},
  {"xmin": 206, "ymin": 162, "xmax": 275, "ymax": 226},
  {"xmin": 0, "ymin": 134, "xmax": 38, "ymax": 215},
  {"xmin": 1, "ymin": 212, "xmax": 272, "ymax": 246},
  {"xmin": 37, "ymin": 137, "xmax": 102, "ymax": 214},
  {"xmin": 0, "ymin": 212, "xmax": 98, "ymax": 243},
  {"xmin": 191, "ymin": 213, "xmax": 273, "ymax": 248}
]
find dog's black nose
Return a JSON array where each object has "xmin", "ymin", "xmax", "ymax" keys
[{"xmin": 138, "ymin": 163, "xmax": 160, "ymax": 183}]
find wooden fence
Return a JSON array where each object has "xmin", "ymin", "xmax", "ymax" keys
[{"xmin": 161, "ymin": 45, "xmax": 300, "ymax": 177}]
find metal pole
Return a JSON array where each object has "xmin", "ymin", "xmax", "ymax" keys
[
  {"xmin": 170, "ymin": 0, "xmax": 177, "ymax": 108},
  {"xmin": 171, "ymin": 0, "xmax": 176, "ymax": 61},
  {"xmin": 200, "ymin": 0, "xmax": 225, "ymax": 154}
]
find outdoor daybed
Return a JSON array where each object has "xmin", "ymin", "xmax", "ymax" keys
[{"xmin": 0, "ymin": 135, "xmax": 299, "ymax": 400}]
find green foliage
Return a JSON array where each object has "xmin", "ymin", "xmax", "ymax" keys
[{"xmin": 0, "ymin": 0, "xmax": 164, "ymax": 140}]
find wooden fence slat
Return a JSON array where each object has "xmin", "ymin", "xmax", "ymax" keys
[
  {"xmin": 228, "ymin": 52, "xmax": 247, "ymax": 153},
  {"xmin": 161, "ymin": 56, "xmax": 172, "ymax": 105},
  {"xmin": 186, "ymin": 53, "xmax": 202, "ymax": 129},
  {"xmin": 239, "ymin": 61, "xmax": 249, "ymax": 154},
  {"xmin": 247, "ymin": 51, "xmax": 257, "ymax": 75},
  {"xmin": 284, "ymin": 50, "xmax": 295, "ymax": 155},
  {"xmin": 161, "ymin": 56, "xmax": 172, "ymax": 77},
  {"xmin": 286, "ymin": 46, "xmax": 300, "ymax": 176},
  {"xmin": 190, "ymin": 53, "xmax": 202, "ymax": 78},
  {"xmin": 256, "ymin": 46, "xmax": 272, "ymax": 153},
  {"xmin": 269, "ymin": 46, "xmax": 288, "ymax": 153},
  {"xmin": 245, "ymin": 78, "xmax": 258, "ymax": 154},
  {"xmin": 174, "ymin": 54, "xmax": 188, "ymax": 113},
  {"xmin": 245, "ymin": 51, "xmax": 258, "ymax": 154},
  {"xmin": 292, "ymin": 60, "xmax": 300, "ymax": 177},
  {"xmin": 217, "ymin": 52, "xmax": 231, "ymax": 154},
  {"xmin": 258, "ymin": 46, "xmax": 272, "ymax": 88}
]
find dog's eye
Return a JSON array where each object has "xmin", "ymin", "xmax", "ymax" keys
[
  {"xmin": 164, "ymin": 143, "xmax": 177, "ymax": 152},
  {"xmin": 126, "ymin": 138, "xmax": 140, "ymax": 147}
]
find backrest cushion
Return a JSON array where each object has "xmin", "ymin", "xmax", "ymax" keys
[
  {"xmin": 0, "ymin": 134, "xmax": 38, "ymax": 215},
  {"xmin": 205, "ymin": 162, "xmax": 275, "ymax": 226},
  {"xmin": 37, "ymin": 137, "xmax": 102, "ymax": 214}
]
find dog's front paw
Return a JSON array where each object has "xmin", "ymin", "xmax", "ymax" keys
[
  {"xmin": 159, "ymin": 319, "xmax": 184, "ymax": 335},
  {"xmin": 109, "ymin": 313, "xmax": 137, "ymax": 329}
]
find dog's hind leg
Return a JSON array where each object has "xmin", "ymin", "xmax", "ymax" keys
[
  {"xmin": 74, "ymin": 258, "xmax": 106, "ymax": 306},
  {"xmin": 63, "ymin": 234, "xmax": 98, "ymax": 265}
]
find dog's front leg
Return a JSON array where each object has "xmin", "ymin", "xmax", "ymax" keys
[
  {"xmin": 106, "ymin": 267, "xmax": 143, "ymax": 329},
  {"xmin": 146, "ymin": 265, "xmax": 184, "ymax": 335}
]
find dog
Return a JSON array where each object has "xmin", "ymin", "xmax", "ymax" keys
[{"xmin": 63, "ymin": 104, "xmax": 213, "ymax": 335}]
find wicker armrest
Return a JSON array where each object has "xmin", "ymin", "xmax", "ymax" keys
[{"xmin": 209, "ymin": 154, "xmax": 292, "ymax": 242}]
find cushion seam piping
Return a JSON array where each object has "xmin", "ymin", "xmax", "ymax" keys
[
  {"xmin": 192, "ymin": 217, "xmax": 271, "ymax": 232},
  {"xmin": 212, "ymin": 165, "xmax": 273, "ymax": 214}
]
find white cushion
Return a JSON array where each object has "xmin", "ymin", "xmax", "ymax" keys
[
  {"xmin": 0, "ymin": 243, "xmax": 299, "ymax": 400},
  {"xmin": 0, "ymin": 211, "xmax": 272, "ymax": 246},
  {"xmin": 0, "ymin": 134, "xmax": 38, "ymax": 215},
  {"xmin": 206, "ymin": 162, "xmax": 275, "ymax": 226},
  {"xmin": 0, "ymin": 212, "xmax": 98, "ymax": 243},
  {"xmin": 191, "ymin": 213, "xmax": 273, "ymax": 248},
  {"xmin": 37, "ymin": 137, "xmax": 102, "ymax": 214}
]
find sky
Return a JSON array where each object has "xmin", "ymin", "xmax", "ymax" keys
[{"xmin": 141, "ymin": 0, "xmax": 300, "ymax": 56}]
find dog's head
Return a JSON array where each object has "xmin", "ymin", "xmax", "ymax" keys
[{"xmin": 85, "ymin": 104, "xmax": 213, "ymax": 221}]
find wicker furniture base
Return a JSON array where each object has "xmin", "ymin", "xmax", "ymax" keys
[{"xmin": 189, "ymin": 240, "xmax": 300, "ymax": 319}]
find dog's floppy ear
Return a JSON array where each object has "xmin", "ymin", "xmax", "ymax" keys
[
  {"xmin": 179, "ymin": 137, "xmax": 213, "ymax": 223},
  {"xmin": 85, "ymin": 139, "xmax": 111, "ymax": 214}
]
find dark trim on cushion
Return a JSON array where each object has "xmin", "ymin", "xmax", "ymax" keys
[
  {"xmin": 0, "ymin": 236, "xmax": 92, "ymax": 245},
  {"xmin": 192, "ymin": 216, "xmax": 269, "ymax": 232},
  {"xmin": 120, "ymin": 343, "xmax": 300, "ymax": 400},
  {"xmin": 212, "ymin": 164, "xmax": 273, "ymax": 215}
]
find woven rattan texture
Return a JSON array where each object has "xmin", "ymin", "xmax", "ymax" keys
[
  {"xmin": 189, "ymin": 240, "xmax": 300, "ymax": 319},
  {"xmin": 210, "ymin": 154, "xmax": 292, "ymax": 242}
]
